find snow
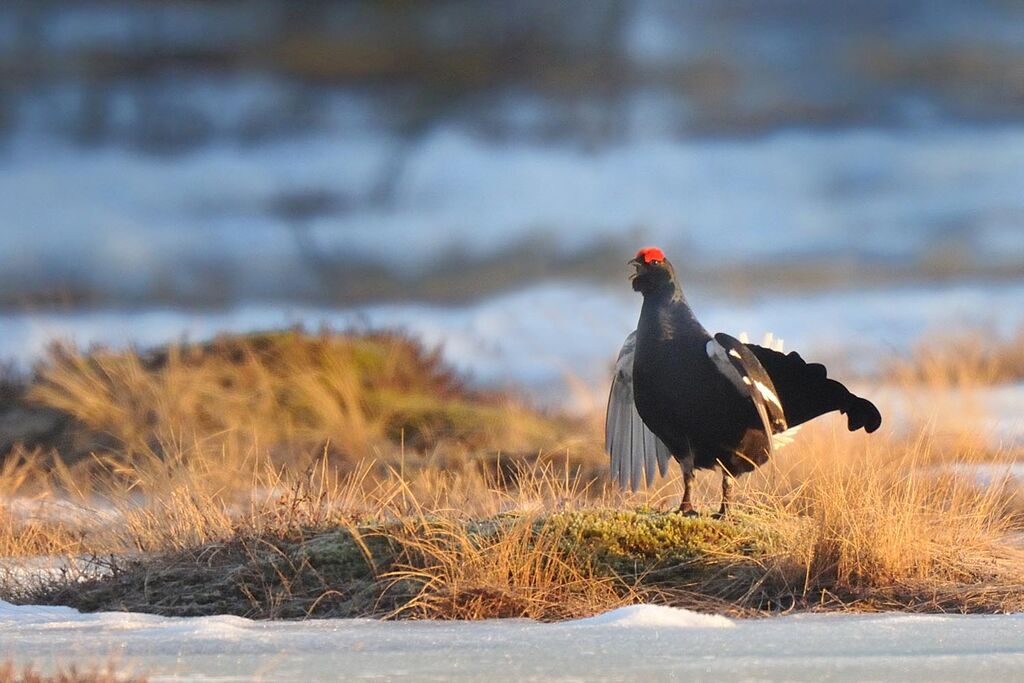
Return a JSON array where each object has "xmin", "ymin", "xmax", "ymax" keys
[
  {"xmin": 1, "ymin": 557, "xmax": 111, "ymax": 595},
  {"xmin": 3, "ymin": 601, "xmax": 1024, "ymax": 682},
  {"xmin": 4, "ymin": 124, "xmax": 1024, "ymax": 302},
  {"xmin": 941, "ymin": 462, "xmax": 1024, "ymax": 491},
  {"xmin": 876, "ymin": 381, "xmax": 1024, "ymax": 449},
  {"xmin": 0, "ymin": 495, "xmax": 117, "ymax": 525},
  {"xmin": 976, "ymin": 384, "xmax": 1024, "ymax": 448},
  {"xmin": 571, "ymin": 604, "xmax": 734, "ymax": 628}
]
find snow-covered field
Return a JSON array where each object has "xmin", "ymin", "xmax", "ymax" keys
[
  {"xmin": 3, "ymin": 601, "xmax": 1023, "ymax": 682},
  {"xmin": 3, "ymin": 123, "xmax": 1024, "ymax": 303}
]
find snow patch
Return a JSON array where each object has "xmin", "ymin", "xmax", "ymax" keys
[
  {"xmin": 571, "ymin": 604, "xmax": 735, "ymax": 628},
  {"xmin": 0, "ymin": 600, "xmax": 80, "ymax": 624}
]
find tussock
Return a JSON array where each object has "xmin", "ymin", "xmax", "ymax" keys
[{"xmin": 21, "ymin": 331, "xmax": 565, "ymax": 471}]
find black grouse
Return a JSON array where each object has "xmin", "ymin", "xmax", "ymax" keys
[{"xmin": 606, "ymin": 247, "xmax": 882, "ymax": 517}]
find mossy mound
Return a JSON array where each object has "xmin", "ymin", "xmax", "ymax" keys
[
  {"xmin": 557, "ymin": 509, "xmax": 760, "ymax": 558},
  {"xmin": 549, "ymin": 509, "xmax": 791, "ymax": 610},
  {"xmin": 30, "ymin": 510, "xmax": 780, "ymax": 619},
  {"xmin": 25, "ymin": 507, "xmax": 1024, "ymax": 619},
  {"xmin": 38, "ymin": 528, "xmax": 398, "ymax": 619}
]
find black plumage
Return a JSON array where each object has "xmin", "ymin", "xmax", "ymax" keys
[{"xmin": 606, "ymin": 247, "xmax": 881, "ymax": 516}]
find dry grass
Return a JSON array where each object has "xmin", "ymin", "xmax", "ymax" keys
[
  {"xmin": 377, "ymin": 512, "xmax": 635, "ymax": 621},
  {"xmin": 738, "ymin": 427, "xmax": 1023, "ymax": 610},
  {"xmin": 1, "ymin": 330, "xmax": 1023, "ymax": 619},
  {"xmin": 0, "ymin": 662, "xmax": 144, "ymax": 683},
  {"xmin": 22, "ymin": 331, "xmax": 567, "ymax": 473},
  {"xmin": 887, "ymin": 327, "xmax": 1024, "ymax": 388}
]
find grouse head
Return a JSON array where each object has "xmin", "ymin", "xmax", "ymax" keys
[{"xmin": 629, "ymin": 247, "xmax": 676, "ymax": 296}]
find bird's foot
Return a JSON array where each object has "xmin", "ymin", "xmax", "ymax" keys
[
  {"xmin": 677, "ymin": 501, "xmax": 699, "ymax": 517},
  {"xmin": 711, "ymin": 507, "xmax": 729, "ymax": 520}
]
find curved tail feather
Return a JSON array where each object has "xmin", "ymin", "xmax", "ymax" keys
[
  {"xmin": 745, "ymin": 345, "xmax": 882, "ymax": 433},
  {"xmin": 844, "ymin": 395, "xmax": 882, "ymax": 433}
]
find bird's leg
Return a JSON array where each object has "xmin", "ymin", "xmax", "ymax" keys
[
  {"xmin": 714, "ymin": 468, "xmax": 734, "ymax": 519},
  {"xmin": 677, "ymin": 469, "xmax": 697, "ymax": 516},
  {"xmin": 676, "ymin": 454, "xmax": 698, "ymax": 517}
]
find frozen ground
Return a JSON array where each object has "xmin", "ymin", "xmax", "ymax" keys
[{"xmin": 2, "ymin": 602, "xmax": 1024, "ymax": 682}]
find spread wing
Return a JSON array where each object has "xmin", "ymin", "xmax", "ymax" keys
[
  {"xmin": 605, "ymin": 331, "xmax": 672, "ymax": 492},
  {"xmin": 707, "ymin": 332, "xmax": 790, "ymax": 459}
]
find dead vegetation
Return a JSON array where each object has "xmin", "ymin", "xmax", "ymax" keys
[
  {"xmin": 14, "ymin": 432, "xmax": 1024, "ymax": 620},
  {"xmin": 1, "ymin": 330, "xmax": 1023, "ymax": 621},
  {"xmin": 0, "ymin": 662, "xmax": 144, "ymax": 683},
  {"xmin": 887, "ymin": 327, "xmax": 1024, "ymax": 388},
  {"xmin": 17, "ymin": 330, "xmax": 564, "ymax": 468}
]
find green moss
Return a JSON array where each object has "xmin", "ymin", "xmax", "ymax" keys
[
  {"xmin": 299, "ymin": 530, "xmax": 390, "ymax": 580},
  {"xmin": 549, "ymin": 509, "xmax": 773, "ymax": 581}
]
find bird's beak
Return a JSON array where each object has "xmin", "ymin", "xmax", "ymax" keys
[{"xmin": 628, "ymin": 257, "xmax": 642, "ymax": 281}]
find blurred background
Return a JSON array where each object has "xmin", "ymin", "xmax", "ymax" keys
[{"xmin": 3, "ymin": 0, "xmax": 1024, "ymax": 404}]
